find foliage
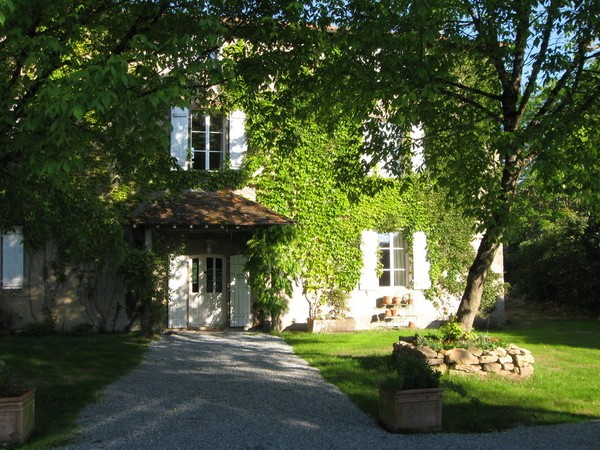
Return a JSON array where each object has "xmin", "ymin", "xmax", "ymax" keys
[
  {"xmin": 0, "ymin": 0, "xmax": 261, "ymax": 332},
  {"xmin": 0, "ymin": 360, "xmax": 11, "ymax": 396},
  {"xmin": 120, "ymin": 248, "xmax": 169, "ymax": 336},
  {"xmin": 439, "ymin": 319, "xmax": 472, "ymax": 342},
  {"xmin": 226, "ymin": 36, "xmax": 480, "ymax": 321},
  {"xmin": 303, "ymin": 1, "xmax": 600, "ymax": 330},
  {"xmin": 414, "ymin": 330, "xmax": 508, "ymax": 353},
  {"xmin": 0, "ymin": 334, "xmax": 148, "ymax": 448},
  {"xmin": 323, "ymin": 288, "xmax": 350, "ymax": 319},
  {"xmin": 244, "ymin": 226, "xmax": 297, "ymax": 329},
  {"xmin": 379, "ymin": 354, "xmax": 441, "ymax": 391},
  {"xmin": 505, "ymin": 177, "xmax": 600, "ymax": 314},
  {"xmin": 283, "ymin": 318, "xmax": 600, "ymax": 432},
  {"xmin": 70, "ymin": 323, "xmax": 95, "ymax": 337}
]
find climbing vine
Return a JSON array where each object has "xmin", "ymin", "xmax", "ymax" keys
[{"xmin": 222, "ymin": 41, "xmax": 478, "ymax": 326}]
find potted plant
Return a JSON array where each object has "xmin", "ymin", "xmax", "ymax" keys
[
  {"xmin": 378, "ymin": 354, "xmax": 442, "ymax": 433},
  {"xmin": 0, "ymin": 360, "xmax": 35, "ymax": 446},
  {"xmin": 307, "ymin": 289, "xmax": 355, "ymax": 333}
]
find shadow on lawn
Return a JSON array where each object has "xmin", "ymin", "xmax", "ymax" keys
[
  {"xmin": 498, "ymin": 318, "xmax": 600, "ymax": 349},
  {"xmin": 344, "ymin": 354, "xmax": 598, "ymax": 433}
]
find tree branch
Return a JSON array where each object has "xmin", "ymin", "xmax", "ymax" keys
[
  {"xmin": 435, "ymin": 77, "xmax": 502, "ymax": 101},
  {"xmin": 519, "ymin": 0, "xmax": 559, "ymax": 117},
  {"xmin": 465, "ymin": 2, "xmax": 510, "ymax": 91},
  {"xmin": 510, "ymin": 1, "xmax": 532, "ymax": 97},
  {"xmin": 438, "ymin": 87, "xmax": 502, "ymax": 123},
  {"xmin": 528, "ymin": 40, "xmax": 589, "ymax": 128}
]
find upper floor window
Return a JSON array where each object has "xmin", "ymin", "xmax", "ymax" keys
[
  {"xmin": 1, "ymin": 229, "xmax": 24, "ymax": 290},
  {"xmin": 378, "ymin": 232, "xmax": 408, "ymax": 287},
  {"xmin": 190, "ymin": 111, "xmax": 227, "ymax": 170}
]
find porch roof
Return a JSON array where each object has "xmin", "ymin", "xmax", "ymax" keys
[{"xmin": 131, "ymin": 189, "xmax": 294, "ymax": 228}]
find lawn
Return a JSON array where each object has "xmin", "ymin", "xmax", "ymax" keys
[
  {"xmin": 282, "ymin": 318, "xmax": 600, "ymax": 433},
  {"xmin": 0, "ymin": 334, "xmax": 149, "ymax": 449},
  {"xmin": 0, "ymin": 319, "xmax": 598, "ymax": 446}
]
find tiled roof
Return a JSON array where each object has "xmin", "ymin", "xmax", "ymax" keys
[{"xmin": 131, "ymin": 190, "xmax": 293, "ymax": 228}]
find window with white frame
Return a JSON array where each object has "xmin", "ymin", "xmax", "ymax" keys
[
  {"xmin": 190, "ymin": 111, "xmax": 227, "ymax": 170},
  {"xmin": 1, "ymin": 229, "xmax": 24, "ymax": 289},
  {"xmin": 378, "ymin": 232, "xmax": 408, "ymax": 287}
]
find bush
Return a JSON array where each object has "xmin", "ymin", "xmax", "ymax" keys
[
  {"xmin": 0, "ymin": 360, "xmax": 11, "ymax": 396},
  {"xmin": 22, "ymin": 320, "xmax": 56, "ymax": 337},
  {"xmin": 379, "ymin": 354, "xmax": 441, "ymax": 391},
  {"xmin": 71, "ymin": 323, "xmax": 95, "ymax": 336}
]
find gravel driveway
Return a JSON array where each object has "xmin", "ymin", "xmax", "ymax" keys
[{"xmin": 63, "ymin": 331, "xmax": 599, "ymax": 449}]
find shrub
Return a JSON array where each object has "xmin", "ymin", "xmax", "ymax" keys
[
  {"xmin": 0, "ymin": 360, "xmax": 11, "ymax": 396},
  {"xmin": 379, "ymin": 354, "xmax": 441, "ymax": 391},
  {"xmin": 22, "ymin": 320, "xmax": 56, "ymax": 337},
  {"xmin": 71, "ymin": 323, "xmax": 95, "ymax": 336}
]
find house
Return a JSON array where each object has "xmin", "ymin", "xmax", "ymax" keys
[{"xmin": 0, "ymin": 104, "xmax": 503, "ymax": 333}]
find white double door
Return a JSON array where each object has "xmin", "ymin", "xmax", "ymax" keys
[{"xmin": 168, "ymin": 254, "xmax": 251, "ymax": 329}]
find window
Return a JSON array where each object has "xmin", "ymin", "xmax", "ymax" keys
[
  {"xmin": 1, "ymin": 230, "xmax": 24, "ymax": 289},
  {"xmin": 206, "ymin": 257, "xmax": 223, "ymax": 293},
  {"xmin": 190, "ymin": 111, "xmax": 227, "ymax": 170},
  {"xmin": 378, "ymin": 232, "xmax": 408, "ymax": 287}
]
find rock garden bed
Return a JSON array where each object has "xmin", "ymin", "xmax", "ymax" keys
[{"xmin": 393, "ymin": 336, "xmax": 535, "ymax": 378}]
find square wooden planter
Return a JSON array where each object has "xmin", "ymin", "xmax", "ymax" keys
[
  {"xmin": 378, "ymin": 387, "xmax": 442, "ymax": 433},
  {"xmin": 0, "ymin": 389, "xmax": 35, "ymax": 446}
]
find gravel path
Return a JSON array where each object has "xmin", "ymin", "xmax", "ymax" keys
[{"xmin": 62, "ymin": 331, "xmax": 599, "ymax": 449}]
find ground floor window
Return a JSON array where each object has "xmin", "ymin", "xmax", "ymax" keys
[{"xmin": 378, "ymin": 232, "xmax": 408, "ymax": 287}]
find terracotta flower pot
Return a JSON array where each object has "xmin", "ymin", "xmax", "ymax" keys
[{"xmin": 383, "ymin": 296, "xmax": 393, "ymax": 305}]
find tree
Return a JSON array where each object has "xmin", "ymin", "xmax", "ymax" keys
[
  {"xmin": 0, "ymin": 0, "xmax": 272, "ymax": 330},
  {"xmin": 322, "ymin": 0, "xmax": 600, "ymax": 330},
  {"xmin": 505, "ymin": 172, "xmax": 600, "ymax": 314}
]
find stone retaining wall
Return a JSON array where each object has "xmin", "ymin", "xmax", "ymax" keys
[{"xmin": 393, "ymin": 338, "xmax": 534, "ymax": 378}]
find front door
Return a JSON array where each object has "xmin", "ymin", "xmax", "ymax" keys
[{"xmin": 188, "ymin": 255, "xmax": 226, "ymax": 327}]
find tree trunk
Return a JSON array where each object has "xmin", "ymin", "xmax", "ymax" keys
[{"xmin": 456, "ymin": 230, "xmax": 501, "ymax": 331}]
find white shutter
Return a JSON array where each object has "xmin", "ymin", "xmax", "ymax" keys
[
  {"xmin": 168, "ymin": 255, "xmax": 188, "ymax": 328},
  {"xmin": 229, "ymin": 110, "xmax": 247, "ymax": 170},
  {"xmin": 230, "ymin": 254, "xmax": 252, "ymax": 327},
  {"xmin": 2, "ymin": 230, "xmax": 23, "ymax": 289},
  {"xmin": 359, "ymin": 230, "xmax": 380, "ymax": 291},
  {"xmin": 412, "ymin": 231, "xmax": 431, "ymax": 289},
  {"xmin": 170, "ymin": 107, "xmax": 189, "ymax": 169}
]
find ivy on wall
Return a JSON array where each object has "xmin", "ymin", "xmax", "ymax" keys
[{"xmin": 215, "ymin": 55, "xmax": 478, "ymax": 327}]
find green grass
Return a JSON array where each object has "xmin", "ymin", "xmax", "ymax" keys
[
  {"xmin": 282, "ymin": 319, "xmax": 600, "ymax": 433},
  {"xmin": 0, "ymin": 334, "xmax": 149, "ymax": 449}
]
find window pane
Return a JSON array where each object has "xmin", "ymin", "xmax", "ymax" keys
[
  {"xmin": 191, "ymin": 113, "xmax": 207, "ymax": 133},
  {"xmin": 378, "ymin": 233, "xmax": 391, "ymax": 247},
  {"xmin": 379, "ymin": 249, "xmax": 390, "ymax": 270},
  {"xmin": 215, "ymin": 258, "xmax": 223, "ymax": 293},
  {"xmin": 191, "ymin": 258, "xmax": 199, "ymax": 293},
  {"xmin": 393, "ymin": 232, "xmax": 406, "ymax": 249},
  {"xmin": 206, "ymin": 257, "xmax": 214, "ymax": 293},
  {"xmin": 191, "ymin": 131, "xmax": 207, "ymax": 151},
  {"xmin": 208, "ymin": 151, "xmax": 222, "ymax": 170},
  {"xmin": 379, "ymin": 270, "xmax": 391, "ymax": 287},
  {"xmin": 209, "ymin": 132, "xmax": 222, "ymax": 151},
  {"xmin": 393, "ymin": 270, "xmax": 407, "ymax": 287},
  {"xmin": 192, "ymin": 151, "xmax": 206, "ymax": 170},
  {"xmin": 393, "ymin": 249, "xmax": 406, "ymax": 269}
]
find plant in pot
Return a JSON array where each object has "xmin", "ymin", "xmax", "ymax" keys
[
  {"xmin": 0, "ymin": 360, "xmax": 35, "ymax": 446},
  {"xmin": 378, "ymin": 354, "xmax": 442, "ymax": 433}
]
